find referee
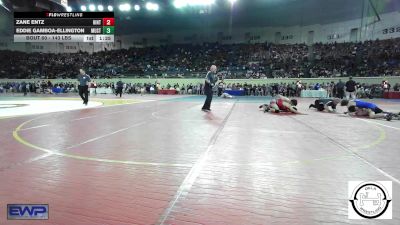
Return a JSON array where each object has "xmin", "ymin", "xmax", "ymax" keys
[
  {"xmin": 77, "ymin": 69, "xmax": 91, "ymax": 105},
  {"xmin": 116, "ymin": 79, "xmax": 124, "ymax": 98},
  {"xmin": 202, "ymin": 65, "xmax": 218, "ymax": 112}
]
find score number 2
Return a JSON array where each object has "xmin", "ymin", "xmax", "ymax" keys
[{"xmin": 103, "ymin": 18, "xmax": 115, "ymax": 26}]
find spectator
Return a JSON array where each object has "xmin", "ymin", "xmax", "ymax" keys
[
  {"xmin": 382, "ymin": 80, "xmax": 390, "ymax": 92},
  {"xmin": 394, "ymin": 83, "xmax": 399, "ymax": 91},
  {"xmin": 345, "ymin": 77, "xmax": 357, "ymax": 100},
  {"xmin": 336, "ymin": 79, "xmax": 345, "ymax": 99},
  {"xmin": 217, "ymin": 80, "xmax": 225, "ymax": 96},
  {"xmin": 1, "ymin": 38, "xmax": 399, "ymax": 79}
]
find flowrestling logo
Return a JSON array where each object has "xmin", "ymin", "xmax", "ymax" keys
[
  {"xmin": 348, "ymin": 181, "xmax": 392, "ymax": 219},
  {"xmin": 7, "ymin": 204, "xmax": 49, "ymax": 220}
]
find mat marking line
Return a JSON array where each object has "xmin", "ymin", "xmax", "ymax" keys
[
  {"xmin": 157, "ymin": 101, "xmax": 237, "ymax": 225},
  {"xmin": 64, "ymin": 121, "xmax": 147, "ymax": 150},
  {"xmin": 12, "ymin": 101, "xmax": 388, "ymax": 169},
  {"xmin": 13, "ymin": 115, "xmax": 192, "ymax": 168},
  {"xmin": 358, "ymin": 118, "xmax": 400, "ymax": 131},
  {"xmin": 292, "ymin": 116, "xmax": 400, "ymax": 185},
  {"xmin": 0, "ymin": 153, "xmax": 53, "ymax": 172},
  {"xmin": 19, "ymin": 124, "xmax": 51, "ymax": 131}
]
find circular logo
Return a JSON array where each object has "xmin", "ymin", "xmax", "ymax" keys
[{"xmin": 349, "ymin": 182, "xmax": 391, "ymax": 219}]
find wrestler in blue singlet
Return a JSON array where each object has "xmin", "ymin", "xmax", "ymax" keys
[
  {"xmin": 354, "ymin": 100, "xmax": 377, "ymax": 110},
  {"xmin": 354, "ymin": 100, "xmax": 384, "ymax": 114}
]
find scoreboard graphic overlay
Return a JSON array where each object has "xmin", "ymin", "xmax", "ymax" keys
[{"xmin": 14, "ymin": 12, "xmax": 114, "ymax": 43}]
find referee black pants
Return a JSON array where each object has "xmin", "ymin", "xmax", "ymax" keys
[
  {"xmin": 337, "ymin": 88, "xmax": 344, "ymax": 99},
  {"xmin": 202, "ymin": 84, "xmax": 213, "ymax": 110},
  {"xmin": 78, "ymin": 85, "xmax": 89, "ymax": 104},
  {"xmin": 116, "ymin": 87, "xmax": 123, "ymax": 97}
]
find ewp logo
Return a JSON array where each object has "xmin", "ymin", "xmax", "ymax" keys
[{"xmin": 7, "ymin": 204, "xmax": 49, "ymax": 220}]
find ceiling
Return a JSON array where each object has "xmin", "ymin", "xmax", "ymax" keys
[
  {"xmin": 111, "ymin": 0, "xmax": 400, "ymax": 34},
  {"xmin": 6, "ymin": 0, "xmax": 400, "ymax": 34}
]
